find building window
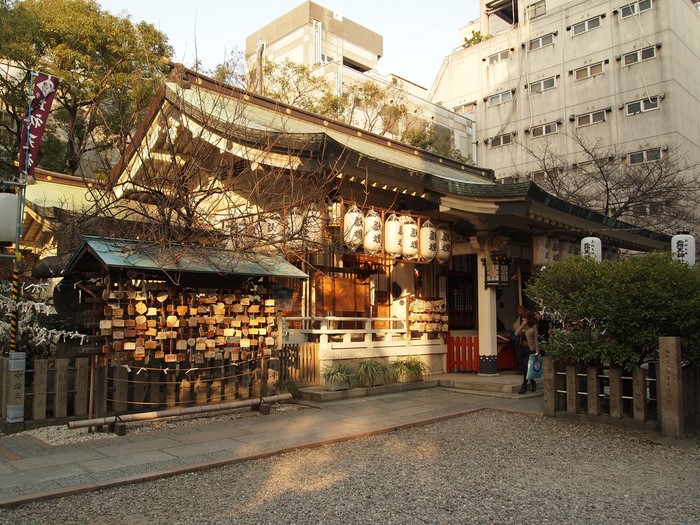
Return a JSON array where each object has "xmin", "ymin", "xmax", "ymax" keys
[
  {"xmin": 488, "ymin": 50, "xmax": 510, "ymax": 65},
  {"xmin": 620, "ymin": 0, "xmax": 653, "ymax": 19},
  {"xmin": 529, "ymin": 76, "xmax": 556, "ymax": 93},
  {"xmin": 626, "ymin": 96, "xmax": 660, "ymax": 115},
  {"xmin": 531, "ymin": 122, "xmax": 558, "ymax": 137},
  {"xmin": 574, "ymin": 62, "xmax": 604, "ymax": 80},
  {"xmin": 576, "ymin": 110, "xmax": 607, "ymax": 127},
  {"xmin": 528, "ymin": 0, "xmax": 547, "ymax": 19},
  {"xmin": 628, "ymin": 147, "xmax": 662, "ymax": 165},
  {"xmin": 622, "ymin": 46, "xmax": 656, "ymax": 66},
  {"xmin": 453, "ymin": 102, "xmax": 477, "ymax": 114},
  {"xmin": 528, "ymin": 33, "xmax": 554, "ymax": 51},
  {"xmin": 491, "ymin": 133, "xmax": 513, "ymax": 148},
  {"xmin": 572, "ymin": 16, "xmax": 602, "ymax": 36},
  {"xmin": 489, "ymin": 90, "xmax": 513, "ymax": 107}
]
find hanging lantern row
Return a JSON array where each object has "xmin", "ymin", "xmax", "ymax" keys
[{"xmin": 343, "ymin": 205, "xmax": 451, "ymax": 263}]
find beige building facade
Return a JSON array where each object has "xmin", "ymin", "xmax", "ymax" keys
[
  {"xmin": 245, "ymin": 1, "xmax": 476, "ymax": 160},
  {"xmin": 429, "ymin": 0, "xmax": 700, "ymax": 183}
]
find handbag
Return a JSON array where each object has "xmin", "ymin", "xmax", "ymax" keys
[{"xmin": 526, "ymin": 354, "xmax": 543, "ymax": 380}]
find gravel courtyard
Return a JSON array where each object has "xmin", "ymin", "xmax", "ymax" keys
[{"xmin": 1, "ymin": 409, "xmax": 698, "ymax": 525}]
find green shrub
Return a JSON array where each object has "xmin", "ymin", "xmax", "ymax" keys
[{"xmin": 526, "ymin": 253, "xmax": 700, "ymax": 370}]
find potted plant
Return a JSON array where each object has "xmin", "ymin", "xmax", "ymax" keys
[
  {"xmin": 355, "ymin": 358, "xmax": 390, "ymax": 388},
  {"xmin": 322, "ymin": 362, "xmax": 354, "ymax": 391},
  {"xmin": 392, "ymin": 356, "xmax": 431, "ymax": 383}
]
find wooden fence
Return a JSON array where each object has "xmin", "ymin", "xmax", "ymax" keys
[
  {"xmin": 543, "ymin": 338, "xmax": 700, "ymax": 438},
  {"xmin": 0, "ymin": 342, "xmax": 319, "ymax": 430}
]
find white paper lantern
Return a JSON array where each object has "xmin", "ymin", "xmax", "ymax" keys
[
  {"xmin": 419, "ymin": 219, "xmax": 437, "ymax": 261},
  {"xmin": 0, "ymin": 193, "xmax": 19, "ymax": 243},
  {"xmin": 286, "ymin": 207, "xmax": 304, "ymax": 249},
  {"xmin": 264, "ymin": 213, "xmax": 283, "ymax": 244},
  {"xmin": 302, "ymin": 204, "xmax": 324, "ymax": 246},
  {"xmin": 671, "ymin": 233, "xmax": 695, "ymax": 266},
  {"xmin": 384, "ymin": 213, "xmax": 403, "ymax": 257},
  {"xmin": 581, "ymin": 236, "xmax": 602, "ymax": 262},
  {"xmin": 436, "ymin": 227, "xmax": 451, "ymax": 263},
  {"xmin": 363, "ymin": 209, "xmax": 383, "ymax": 255},
  {"xmin": 343, "ymin": 204, "xmax": 364, "ymax": 250},
  {"xmin": 401, "ymin": 216, "xmax": 419, "ymax": 260}
]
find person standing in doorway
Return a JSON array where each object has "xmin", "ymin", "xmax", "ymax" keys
[{"xmin": 515, "ymin": 310, "xmax": 540, "ymax": 394}]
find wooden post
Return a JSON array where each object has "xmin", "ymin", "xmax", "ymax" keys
[
  {"xmin": 32, "ymin": 359, "xmax": 48, "ymax": 421},
  {"xmin": 609, "ymin": 367, "xmax": 623, "ymax": 419},
  {"xmin": 543, "ymin": 356, "xmax": 556, "ymax": 417},
  {"xmin": 148, "ymin": 370, "xmax": 160, "ymax": 407},
  {"xmin": 54, "ymin": 358, "xmax": 69, "ymax": 419},
  {"xmin": 166, "ymin": 373, "xmax": 177, "ymax": 407},
  {"xmin": 113, "ymin": 365, "xmax": 128, "ymax": 412},
  {"xmin": 587, "ymin": 365, "xmax": 601, "ymax": 417},
  {"xmin": 659, "ymin": 336, "xmax": 683, "ymax": 439},
  {"xmin": 566, "ymin": 365, "xmax": 578, "ymax": 415},
  {"xmin": 74, "ymin": 357, "xmax": 89, "ymax": 417},
  {"xmin": 632, "ymin": 368, "xmax": 647, "ymax": 422},
  {"xmin": 93, "ymin": 359, "xmax": 107, "ymax": 418}
]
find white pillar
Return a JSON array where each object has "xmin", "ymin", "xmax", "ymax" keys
[{"xmin": 476, "ymin": 258, "xmax": 499, "ymax": 375}]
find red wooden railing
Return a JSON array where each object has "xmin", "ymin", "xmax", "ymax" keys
[
  {"xmin": 446, "ymin": 334, "xmax": 518, "ymax": 373},
  {"xmin": 446, "ymin": 335, "xmax": 480, "ymax": 372}
]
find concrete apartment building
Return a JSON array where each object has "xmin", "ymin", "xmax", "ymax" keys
[
  {"xmin": 244, "ymin": 1, "xmax": 476, "ymax": 160},
  {"xmin": 429, "ymin": 0, "xmax": 700, "ymax": 185}
]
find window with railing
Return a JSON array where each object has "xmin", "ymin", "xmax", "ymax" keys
[
  {"xmin": 626, "ymin": 96, "xmax": 660, "ymax": 115},
  {"xmin": 489, "ymin": 90, "xmax": 513, "ymax": 107},
  {"xmin": 529, "ymin": 76, "xmax": 556, "ymax": 93},
  {"xmin": 576, "ymin": 109, "xmax": 606, "ymax": 127},
  {"xmin": 528, "ymin": 0, "xmax": 547, "ymax": 19},
  {"xmin": 574, "ymin": 61, "xmax": 604, "ymax": 80},
  {"xmin": 491, "ymin": 133, "xmax": 513, "ymax": 148},
  {"xmin": 528, "ymin": 33, "xmax": 554, "ymax": 51},
  {"xmin": 531, "ymin": 122, "xmax": 558, "ymax": 137},
  {"xmin": 488, "ymin": 49, "xmax": 510, "ymax": 65},
  {"xmin": 623, "ymin": 45, "xmax": 656, "ymax": 66},
  {"xmin": 628, "ymin": 147, "xmax": 662, "ymax": 165},
  {"xmin": 573, "ymin": 16, "xmax": 602, "ymax": 36},
  {"xmin": 620, "ymin": 0, "xmax": 653, "ymax": 19}
]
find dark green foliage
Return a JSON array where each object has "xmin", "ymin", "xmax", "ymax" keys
[{"xmin": 526, "ymin": 253, "xmax": 700, "ymax": 369}]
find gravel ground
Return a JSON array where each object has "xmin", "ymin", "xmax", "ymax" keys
[{"xmin": 1, "ymin": 410, "xmax": 698, "ymax": 525}]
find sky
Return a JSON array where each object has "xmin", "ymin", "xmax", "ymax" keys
[{"xmin": 97, "ymin": 0, "xmax": 480, "ymax": 88}]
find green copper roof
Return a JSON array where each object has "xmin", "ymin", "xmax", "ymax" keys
[{"xmin": 65, "ymin": 237, "xmax": 308, "ymax": 279}]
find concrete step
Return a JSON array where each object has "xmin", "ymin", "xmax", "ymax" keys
[{"xmin": 300, "ymin": 372, "xmax": 543, "ymax": 401}]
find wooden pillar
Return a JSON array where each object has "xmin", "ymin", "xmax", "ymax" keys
[
  {"xmin": 132, "ymin": 370, "xmax": 147, "ymax": 409},
  {"xmin": 166, "ymin": 373, "xmax": 177, "ymax": 407},
  {"xmin": 148, "ymin": 370, "xmax": 160, "ymax": 407},
  {"xmin": 179, "ymin": 377, "xmax": 192, "ymax": 405},
  {"xmin": 93, "ymin": 360, "xmax": 107, "ymax": 418},
  {"xmin": 587, "ymin": 365, "xmax": 601, "ymax": 417},
  {"xmin": 32, "ymin": 359, "xmax": 48, "ymax": 421},
  {"xmin": 74, "ymin": 358, "xmax": 89, "ymax": 417},
  {"xmin": 632, "ymin": 368, "xmax": 647, "ymax": 422},
  {"xmin": 609, "ymin": 367, "xmax": 623, "ymax": 419},
  {"xmin": 54, "ymin": 358, "xmax": 69, "ymax": 419},
  {"xmin": 543, "ymin": 356, "xmax": 556, "ymax": 417},
  {"xmin": 566, "ymin": 365, "xmax": 578, "ymax": 414},
  {"xmin": 476, "ymin": 262, "xmax": 498, "ymax": 375},
  {"xmin": 659, "ymin": 336, "xmax": 683, "ymax": 439},
  {"xmin": 113, "ymin": 366, "xmax": 128, "ymax": 412}
]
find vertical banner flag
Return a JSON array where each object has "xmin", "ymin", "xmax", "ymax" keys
[{"xmin": 18, "ymin": 73, "xmax": 60, "ymax": 176}]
